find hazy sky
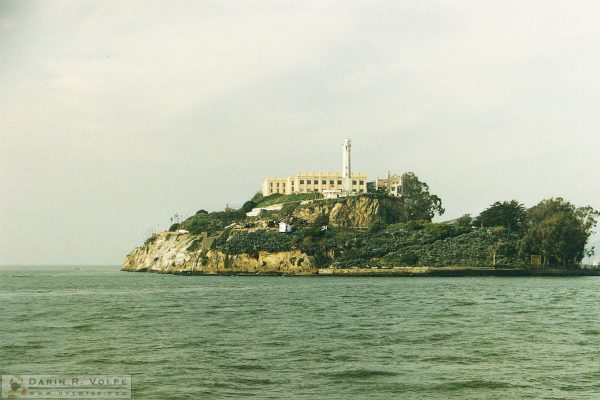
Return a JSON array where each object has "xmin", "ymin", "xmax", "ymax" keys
[{"xmin": 2, "ymin": 1, "xmax": 599, "ymax": 265}]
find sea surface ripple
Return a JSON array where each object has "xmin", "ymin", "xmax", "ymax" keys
[{"xmin": 1, "ymin": 266, "xmax": 600, "ymax": 399}]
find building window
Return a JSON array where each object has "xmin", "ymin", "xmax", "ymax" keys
[
  {"xmin": 359, "ymin": 180, "xmax": 364, "ymax": 185},
  {"xmin": 329, "ymin": 180, "xmax": 334, "ymax": 185},
  {"xmin": 300, "ymin": 180, "xmax": 304, "ymax": 184},
  {"xmin": 337, "ymin": 180, "xmax": 342, "ymax": 185},
  {"xmin": 322, "ymin": 180, "xmax": 326, "ymax": 184},
  {"xmin": 352, "ymin": 180, "xmax": 357, "ymax": 185},
  {"xmin": 276, "ymin": 183, "xmax": 280, "ymax": 187},
  {"xmin": 307, "ymin": 180, "xmax": 311, "ymax": 184}
]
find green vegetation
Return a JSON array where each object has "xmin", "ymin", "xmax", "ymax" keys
[
  {"xmin": 207, "ymin": 196, "xmax": 598, "ymax": 269},
  {"xmin": 147, "ymin": 174, "xmax": 597, "ymax": 270},
  {"xmin": 279, "ymin": 201, "xmax": 301, "ymax": 216},
  {"xmin": 400, "ymin": 172, "xmax": 445, "ymax": 220},
  {"xmin": 219, "ymin": 231, "xmax": 293, "ymax": 255},
  {"xmin": 179, "ymin": 209, "xmax": 246, "ymax": 235},
  {"xmin": 470, "ymin": 198, "xmax": 598, "ymax": 268},
  {"xmin": 474, "ymin": 200, "xmax": 526, "ymax": 233},
  {"xmin": 144, "ymin": 234, "xmax": 157, "ymax": 246},
  {"xmin": 255, "ymin": 193, "xmax": 318, "ymax": 208},
  {"xmin": 241, "ymin": 200, "xmax": 256, "ymax": 213},
  {"xmin": 518, "ymin": 198, "xmax": 598, "ymax": 266},
  {"xmin": 209, "ymin": 221, "xmax": 506, "ymax": 268}
]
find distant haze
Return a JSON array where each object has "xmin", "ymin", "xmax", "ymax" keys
[{"xmin": 1, "ymin": 1, "xmax": 599, "ymax": 265}]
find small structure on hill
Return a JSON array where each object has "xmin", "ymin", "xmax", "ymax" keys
[
  {"xmin": 375, "ymin": 172, "xmax": 403, "ymax": 197},
  {"xmin": 278, "ymin": 222, "xmax": 292, "ymax": 233}
]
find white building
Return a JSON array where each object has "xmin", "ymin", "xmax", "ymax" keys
[
  {"xmin": 375, "ymin": 173, "xmax": 403, "ymax": 197},
  {"xmin": 262, "ymin": 139, "xmax": 367, "ymax": 196}
]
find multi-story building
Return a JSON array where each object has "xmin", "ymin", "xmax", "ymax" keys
[
  {"xmin": 262, "ymin": 139, "xmax": 368, "ymax": 197},
  {"xmin": 262, "ymin": 172, "xmax": 368, "ymax": 196},
  {"xmin": 375, "ymin": 173, "xmax": 402, "ymax": 196}
]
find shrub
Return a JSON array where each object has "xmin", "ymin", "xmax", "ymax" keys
[
  {"xmin": 241, "ymin": 200, "xmax": 256, "ymax": 213},
  {"xmin": 217, "ymin": 231, "xmax": 293, "ymax": 254},
  {"xmin": 302, "ymin": 226, "xmax": 325, "ymax": 239},
  {"xmin": 251, "ymin": 192, "xmax": 264, "ymax": 202},
  {"xmin": 369, "ymin": 220, "xmax": 386, "ymax": 233},
  {"xmin": 256, "ymin": 193, "xmax": 316, "ymax": 208},
  {"xmin": 313, "ymin": 253, "xmax": 332, "ymax": 267},
  {"xmin": 280, "ymin": 202, "xmax": 300, "ymax": 216},
  {"xmin": 313, "ymin": 213, "xmax": 329, "ymax": 227},
  {"xmin": 456, "ymin": 214, "xmax": 473, "ymax": 227},
  {"xmin": 398, "ymin": 251, "xmax": 419, "ymax": 266},
  {"xmin": 180, "ymin": 210, "xmax": 246, "ymax": 235},
  {"xmin": 168, "ymin": 223, "xmax": 180, "ymax": 232},
  {"xmin": 144, "ymin": 235, "xmax": 157, "ymax": 246}
]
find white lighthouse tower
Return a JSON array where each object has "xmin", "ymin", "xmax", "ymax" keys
[{"xmin": 342, "ymin": 138, "xmax": 352, "ymax": 193}]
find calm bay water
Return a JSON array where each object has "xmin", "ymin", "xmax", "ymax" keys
[{"xmin": 1, "ymin": 266, "xmax": 600, "ymax": 399}]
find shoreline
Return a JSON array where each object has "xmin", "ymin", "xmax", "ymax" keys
[{"xmin": 122, "ymin": 267, "xmax": 600, "ymax": 277}]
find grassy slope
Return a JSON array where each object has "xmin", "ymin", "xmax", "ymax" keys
[
  {"xmin": 211, "ymin": 221, "xmax": 521, "ymax": 269},
  {"xmin": 174, "ymin": 195, "xmax": 524, "ymax": 268},
  {"xmin": 255, "ymin": 193, "xmax": 318, "ymax": 207}
]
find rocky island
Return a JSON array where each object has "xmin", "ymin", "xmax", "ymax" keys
[{"xmin": 122, "ymin": 183, "xmax": 599, "ymax": 276}]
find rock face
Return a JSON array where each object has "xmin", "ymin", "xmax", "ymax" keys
[
  {"xmin": 122, "ymin": 231, "xmax": 316, "ymax": 274},
  {"xmin": 292, "ymin": 195, "xmax": 405, "ymax": 228},
  {"xmin": 122, "ymin": 195, "xmax": 407, "ymax": 275}
]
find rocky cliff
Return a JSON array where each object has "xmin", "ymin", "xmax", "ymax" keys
[
  {"xmin": 122, "ymin": 195, "xmax": 408, "ymax": 274},
  {"xmin": 122, "ymin": 231, "xmax": 316, "ymax": 275},
  {"xmin": 292, "ymin": 195, "xmax": 406, "ymax": 228},
  {"xmin": 121, "ymin": 194, "xmax": 596, "ymax": 276}
]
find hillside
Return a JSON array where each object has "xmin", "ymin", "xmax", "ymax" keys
[{"xmin": 122, "ymin": 194, "xmax": 528, "ymax": 274}]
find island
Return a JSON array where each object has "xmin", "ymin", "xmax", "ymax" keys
[
  {"xmin": 122, "ymin": 186, "xmax": 599, "ymax": 277},
  {"xmin": 122, "ymin": 139, "xmax": 598, "ymax": 276}
]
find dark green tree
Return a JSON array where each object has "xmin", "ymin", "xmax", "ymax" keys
[
  {"xmin": 241, "ymin": 200, "xmax": 256, "ymax": 213},
  {"xmin": 475, "ymin": 200, "xmax": 526, "ymax": 233},
  {"xmin": 366, "ymin": 181, "xmax": 387, "ymax": 194},
  {"xmin": 401, "ymin": 172, "xmax": 445, "ymax": 221},
  {"xmin": 366, "ymin": 181, "xmax": 376, "ymax": 193},
  {"xmin": 456, "ymin": 214, "xmax": 473, "ymax": 228},
  {"xmin": 519, "ymin": 198, "xmax": 598, "ymax": 267},
  {"xmin": 251, "ymin": 192, "xmax": 264, "ymax": 203},
  {"xmin": 313, "ymin": 213, "xmax": 329, "ymax": 227}
]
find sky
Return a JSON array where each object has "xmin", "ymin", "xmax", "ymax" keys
[{"xmin": 1, "ymin": 0, "xmax": 599, "ymax": 265}]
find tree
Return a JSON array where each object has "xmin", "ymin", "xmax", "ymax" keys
[
  {"xmin": 456, "ymin": 214, "xmax": 473, "ymax": 228},
  {"xmin": 475, "ymin": 200, "xmax": 526, "ymax": 233},
  {"xmin": 400, "ymin": 172, "xmax": 445, "ymax": 221},
  {"xmin": 519, "ymin": 198, "xmax": 599, "ymax": 267},
  {"xmin": 241, "ymin": 200, "xmax": 256, "ymax": 213},
  {"xmin": 366, "ymin": 181, "xmax": 376, "ymax": 193},
  {"xmin": 367, "ymin": 181, "xmax": 387, "ymax": 194},
  {"xmin": 251, "ymin": 192, "xmax": 264, "ymax": 203},
  {"xmin": 313, "ymin": 213, "xmax": 329, "ymax": 227}
]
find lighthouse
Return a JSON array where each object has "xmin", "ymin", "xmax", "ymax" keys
[{"xmin": 342, "ymin": 138, "xmax": 352, "ymax": 193}]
